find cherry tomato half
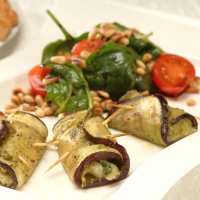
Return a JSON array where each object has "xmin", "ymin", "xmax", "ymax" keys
[
  {"xmin": 71, "ymin": 39, "xmax": 106, "ymax": 56},
  {"xmin": 28, "ymin": 65, "xmax": 51, "ymax": 98},
  {"xmin": 152, "ymin": 54, "xmax": 195, "ymax": 96}
]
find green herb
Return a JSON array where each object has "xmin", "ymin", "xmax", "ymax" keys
[
  {"xmin": 41, "ymin": 10, "xmax": 88, "ymax": 65},
  {"xmin": 129, "ymin": 32, "xmax": 163, "ymax": 60},
  {"xmin": 84, "ymin": 41, "xmax": 138, "ymax": 99},
  {"xmin": 45, "ymin": 62, "xmax": 92, "ymax": 114}
]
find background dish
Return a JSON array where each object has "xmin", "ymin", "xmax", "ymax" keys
[
  {"xmin": 0, "ymin": 0, "xmax": 20, "ymax": 48},
  {"xmin": 0, "ymin": 0, "xmax": 200, "ymax": 199}
]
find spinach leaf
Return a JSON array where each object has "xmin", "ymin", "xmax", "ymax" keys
[
  {"xmin": 42, "ymin": 39, "xmax": 75, "ymax": 65},
  {"xmin": 84, "ymin": 41, "xmax": 138, "ymax": 99},
  {"xmin": 46, "ymin": 62, "xmax": 92, "ymax": 114},
  {"xmin": 129, "ymin": 36, "xmax": 163, "ymax": 60},
  {"xmin": 41, "ymin": 10, "xmax": 88, "ymax": 65}
]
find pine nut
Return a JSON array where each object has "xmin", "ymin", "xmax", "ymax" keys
[
  {"xmin": 41, "ymin": 102, "xmax": 49, "ymax": 109},
  {"xmin": 97, "ymin": 90, "xmax": 110, "ymax": 99},
  {"xmin": 35, "ymin": 95, "xmax": 44, "ymax": 107},
  {"xmin": 104, "ymin": 99, "xmax": 113, "ymax": 104},
  {"xmin": 124, "ymin": 30, "xmax": 132, "ymax": 38},
  {"xmin": 92, "ymin": 96, "xmax": 102, "ymax": 102},
  {"xmin": 101, "ymin": 28, "xmax": 116, "ymax": 38},
  {"xmin": 93, "ymin": 101, "xmax": 101, "ymax": 108},
  {"xmin": 136, "ymin": 59, "xmax": 146, "ymax": 69},
  {"xmin": 42, "ymin": 77, "xmax": 58, "ymax": 86},
  {"xmin": 5, "ymin": 104, "xmax": 18, "ymax": 109},
  {"xmin": 94, "ymin": 33, "xmax": 103, "ymax": 40},
  {"xmin": 147, "ymin": 61, "xmax": 155, "ymax": 71},
  {"xmin": 24, "ymin": 95, "xmax": 35, "ymax": 104},
  {"xmin": 22, "ymin": 88, "xmax": 33, "ymax": 95},
  {"xmin": 186, "ymin": 99, "xmax": 196, "ymax": 106},
  {"xmin": 93, "ymin": 107, "xmax": 103, "ymax": 115},
  {"xmin": 143, "ymin": 53, "xmax": 152, "ymax": 63},
  {"xmin": 35, "ymin": 108, "xmax": 45, "ymax": 118},
  {"xmin": 100, "ymin": 23, "xmax": 114, "ymax": 30},
  {"xmin": 12, "ymin": 87, "xmax": 22, "ymax": 95},
  {"xmin": 90, "ymin": 90, "xmax": 98, "ymax": 97},
  {"xmin": 50, "ymin": 56, "xmax": 66, "ymax": 64},
  {"xmin": 136, "ymin": 67, "xmax": 146, "ymax": 76},
  {"xmin": 22, "ymin": 104, "xmax": 36, "ymax": 112},
  {"xmin": 17, "ymin": 92, "xmax": 24, "ymax": 103},
  {"xmin": 101, "ymin": 101, "xmax": 106, "ymax": 110},
  {"xmin": 88, "ymin": 27, "xmax": 99, "ymax": 41},
  {"xmin": 110, "ymin": 33, "xmax": 122, "ymax": 42},
  {"xmin": 105, "ymin": 102, "xmax": 113, "ymax": 111},
  {"xmin": 43, "ymin": 107, "xmax": 54, "ymax": 116},
  {"xmin": 80, "ymin": 50, "xmax": 91, "ymax": 59},
  {"xmin": 58, "ymin": 112, "xmax": 67, "ymax": 120},
  {"xmin": 118, "ymin": 37, "xmax": 129, "ymax": 45},
  {"xmin": 11, "ymin": 95, "xmax": 20, "ymax": 105}
]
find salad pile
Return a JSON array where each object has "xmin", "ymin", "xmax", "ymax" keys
[{"xmin": 21, "ymin": 11, "xmax": 196, "ymax": 116}]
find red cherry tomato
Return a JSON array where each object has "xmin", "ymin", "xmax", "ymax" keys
[
  {"xmin": 152, "ymin": 54, "xmax": 195, "ymax": 95},
  {"xmin": 28, "ymin": 65, "xmax": 51, "ymax": 98},
  {"xmin": 71, "ymin": 39, "xmax": 106, "ymax": 56}
]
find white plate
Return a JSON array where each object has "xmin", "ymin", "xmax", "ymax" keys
[
  {"xmin": 0, "ymin": 0, "xmax": 200, "ymax": 200},
  {"xmin": 0, "ymin": 0, "xmax": 20, "ymax": 48}
]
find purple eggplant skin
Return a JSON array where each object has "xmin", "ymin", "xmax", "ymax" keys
[
  {"xmin": 154, "ymin": 94, "xmax": 198, "ymax": 145},
  {"xmin": 0, "ymin": 120, "xmax": 9, "ymax": 144},
  {"xmin": 0, "ymin": 161, "xmax": 18, "ymax": 189}
]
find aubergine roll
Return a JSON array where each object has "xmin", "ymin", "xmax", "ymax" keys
[
  {"xmin": 0, "ymin": 111, "xmax": 48, "ymax": 189},
  {"xmin": 53, "ymin": 110, "xmax": 130, "ymax": 188},
  {"xmin": 108, "ymin": 90, "xmax": 198, "ymax": 146}
]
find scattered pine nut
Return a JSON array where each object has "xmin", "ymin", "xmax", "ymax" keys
[
  {"xmin": 110, "ymin": 32, "xmax": 122, "ymax": 42},
  {"xmin": 35, "ymin": 108, "xmax": 45, "ymax": 118},
  {"xmin": 35, "ymin": 95, "xmax": 44, "ymax": 107},
  {"xmin": 143, "ymin": 53, "xmax": 152, "ymax": 63},
  {"xmin": 136, "ymin": 67, "xmax": 146, "ymax": 76},
  {"xmin": 17, "ymin": 92, "xmax": 24, "ymax": 104},
  {"xmin": 80, "ymin": 50, "xmax": 91, "ymax": 59},
  {"xmin": 11, "ymin": 95, "xmax": 20, "ymax": 105},
  {"xmin": 118, "ymin": 37, "xmax": 129, "ymax": 45},
  {"xmin": 24, "ymin": 95, "xmax": 35, "ymax": 104},
  {"xmin": 50, "ymin": 56, "xmax": 66, "ymax": 64},
  {"xmin": 88, "ymin": 27, "xmax": 99, "ymax": 40},
  {"xmin": 97, "ymin": 90, "xmax": 110, "ymax": 99},
  {"xmin": 186, "ymin": 99, "xmax": 196, "ymax": 106},
  {"xmin": 136, "ymin": 59, "xmax": 146, "ymax": 69},
  {"xmin": 22, "ymin": 104, "xmax": 36, "ymax": 112},
  {"xmin": 12, "ymin": 87, "xmax": 22, "ymax": 95},
  {"xmin": 42, "ymin": 107, "xmax": 54, "ymax": 116}
]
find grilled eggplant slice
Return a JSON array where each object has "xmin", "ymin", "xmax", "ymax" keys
[
  {"xmin": 53, "ymin": 110, "xmax": 130, "ymax": 188},
  {"xmin": 0, "ymin": 111, "xmax": 48, "ymax": 189},
  {"xmin": 108, "ymin": 91, "xmax": 198, "ymax": 146}
]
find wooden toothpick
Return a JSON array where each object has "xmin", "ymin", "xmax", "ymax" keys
[
  {"xmin": 32, "ymin": 140, "xmax": 59, "ymax": 147},
  {"xmin": 105, "ymin": 133, "xmax": 131, "ymax": 139},
  {"xmin": 45, "ymin": 151, "xmax": 69, "ymax": 173}
]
